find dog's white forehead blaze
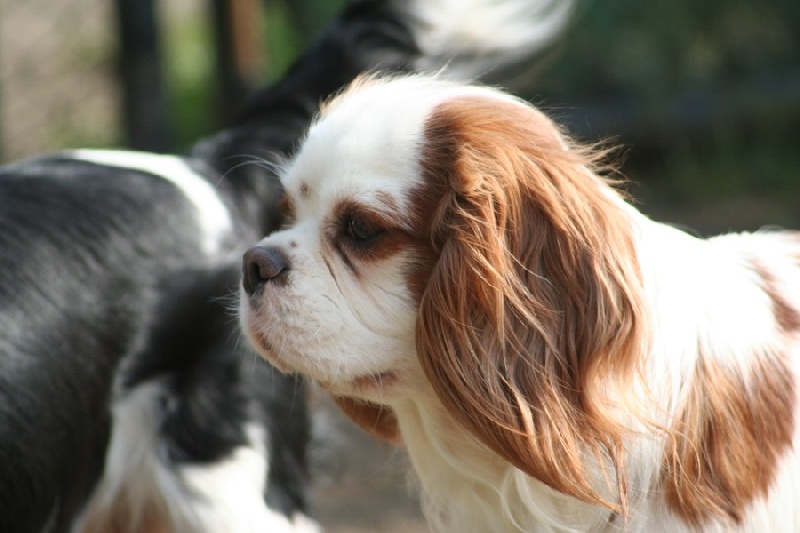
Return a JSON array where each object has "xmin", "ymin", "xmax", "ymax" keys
[{"xmin": 283, "ymin": 76, "xmax": 523, "ymax": 213}]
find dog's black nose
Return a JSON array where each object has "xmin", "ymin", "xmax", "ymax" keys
[{"xmin": 242, "ymin": 246, "xmax": 289, "ymax": 295}]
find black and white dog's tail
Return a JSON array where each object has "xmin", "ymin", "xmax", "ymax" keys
[{"xmin": 407, "ymin": 0, "xmax": 573, "ymax": 80}]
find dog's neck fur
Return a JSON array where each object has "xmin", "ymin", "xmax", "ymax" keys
[
  {"xmin": 395, "ymin": 396, "xmax": 612, "ymax": 532},
  {"xmin": 389, "ymin": 207, "xmax": 800, "ymax": 532}
]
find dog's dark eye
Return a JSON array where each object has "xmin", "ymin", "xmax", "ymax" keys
[{"xmin": 346, "ymin": 215, "xmax": 382, "ymax": 243}]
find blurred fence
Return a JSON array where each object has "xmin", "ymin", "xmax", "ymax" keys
[
  {"xmin": 0, "ymin": 0, "xmax": 118, "ymax": 161},
  {"xmin": 0, "ymin": 0, "xmax": 275, "ymax": 163}
]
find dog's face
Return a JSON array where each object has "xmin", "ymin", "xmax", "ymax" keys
[
  {"xmin": 241, "ymin": 75, "xmax": 647, "ymax": 506},
  {"xmin": 240, "ymin": 77, "xmax": 551, "ymax": 401},
  {"xmin": 240, "ymin": 76, "xmax": 444, "ymax": 402}
]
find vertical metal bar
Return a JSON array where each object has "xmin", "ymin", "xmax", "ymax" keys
[
  {"xmin": 0, "ymin": 66, "xmax": 4, "ymax": 162},
  {"xmin": 0, "ymin": 11, "xmax": 4, "ymax": 163},
  {"xmin": 115, "ymin": 0, "xmax": 171, "ymax": 151}
]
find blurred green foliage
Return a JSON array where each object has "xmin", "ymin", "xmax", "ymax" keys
[
  {"xmin": 263, "ymin": 0, "xmax": 345, "ymax": 80},
  {"xmin": 164, "ymin": 0, "xmax": 345, "ymax": 149},
  {"xmin": 163, "ymin": 5, "xmax": 216, "ymax": 150},
  {"xmin": 533, "ymin": 0, "xmax": 800, "ymax": 205},
  {"xmin": 540, "ymin": 0, "xmax": 799, "ymax": 100}
]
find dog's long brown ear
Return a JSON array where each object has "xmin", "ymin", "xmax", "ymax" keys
[
  {"xmin": 333, "ymin": 396, "xmax": 401, "ymax": 444},
  {"xmin": 413, "ymin": 96, "xmax": 648, "ymax": 512}
]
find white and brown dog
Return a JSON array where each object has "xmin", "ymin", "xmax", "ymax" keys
[{"xmin": 241, "ymin": 74, "xmax": 800, "ymax": 532}]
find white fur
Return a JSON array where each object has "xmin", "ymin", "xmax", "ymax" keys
[
  {"xmin": 73, "ymin": 380, "xmax": 319, "ymax": 533},
  {"xmin": 403, "ymin": 0, "xmax": 575, "ymax": 79},
  {"xmin": 69, "ymin": 150, "xmax": 232, "ymax": 256},
  {"xmin": 241, "ymin": 76, "xmax": 800, "ymax": 532}
]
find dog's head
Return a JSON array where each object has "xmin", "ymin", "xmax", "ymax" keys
[{"xmin": 240, "ymin": 75, "xmax": 648, "ymax": 508}]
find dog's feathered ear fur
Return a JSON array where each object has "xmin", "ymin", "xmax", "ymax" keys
[{"xmin": 413, "ymin": 96, "xmax": 648, "ymax": 512}]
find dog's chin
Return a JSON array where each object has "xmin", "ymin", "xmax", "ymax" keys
[
  {"xmin": 244, "ymin": 326, "xmax": 397, "ymax": 393},
  {"xmin": 242, "ymin": 304, "xmax": 403, "ymax": 399},
  {"xmin": 252, "ymin": 343, "xmax": 400, "ymax": 401}
]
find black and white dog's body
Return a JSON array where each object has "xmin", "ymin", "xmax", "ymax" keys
[
  {"xmin": 0, "ymin": 102, "xmax": 313, "ymax": 533},
  {"xmin": 0, "ymin": 0, "xmax": 571, "ymax": 530}
]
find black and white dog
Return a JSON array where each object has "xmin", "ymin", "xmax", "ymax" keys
[{"xmin": 0, "ymin": 0, "xmax": 572, "ymax": 531}]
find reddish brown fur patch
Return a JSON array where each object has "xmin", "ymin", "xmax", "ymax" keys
[
  {"xmin": 333, "ymin": 396, "xmax": 401, "ymax": 444},
  {"xmin": 278, "ymin": 194, "xmax": 296, "ymax": 225},
  {"xmin": 663, "ymin": 351, "xmax": 795, "ymax": 525},
  {"xmin": 375, "ymin": 190, "xmax": 399, "ymax": 213},
  {"xmin": 328, "ymin": 198, "xmax": 414, "ymax": 273},
  {"xmin": 752, "ymin": 260, "xmax": 800, "ymax": 334},
  {"xmin": 409, "ymin": 96, "xmax": 647, "ymax": 512}
]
